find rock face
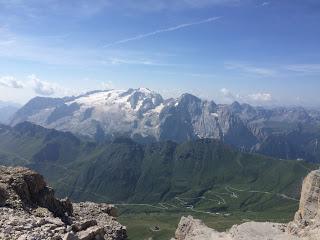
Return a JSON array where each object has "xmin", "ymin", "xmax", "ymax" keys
[
  {"xmin": 174, "ymin": 216, "xmax": 292, "ymax": 240},
  {"xmin": 72, "ymin": 202, "xmax": 126, "ymax": 240},
  {"xmin": 174, "ymin": 216, "xmax": 231, "ymax": 240},
  {"xmin": 0, "ymin": 166, "xmax": 127, "ymax": 240},
  {"xmin": 287, "ymin": 170, "xmax": 320, "ymax": 238},
  {"xmin": 0, "ymin": 166, "xmax": 73, "ymax": 220},
  {"xmin": 293, "ymin": 170, "xmax": 320, "ymax": 224},
  {"xmin": 174, "ymin": 170, "xmax": 320, "ymax": 240}
]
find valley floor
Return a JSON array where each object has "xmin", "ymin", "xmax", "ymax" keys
[
  {"xmin": 118, "ymin": 209, "xmax": 296, "ymax": 240},
  {"xmin": 112, "ymin": 183, "xmax": 301, "ymax": 239}
]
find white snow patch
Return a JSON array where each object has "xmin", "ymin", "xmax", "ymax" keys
[{"xmin": 211, "ymin": 113, "xmax": 219, "ymax": 118}]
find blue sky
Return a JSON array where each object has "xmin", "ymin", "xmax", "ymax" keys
[{"xmin": 0, "ymin": 0, "xmax": 319, "ymax": 106}]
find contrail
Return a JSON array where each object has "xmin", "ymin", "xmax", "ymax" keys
[{"xmin": 103, "ymin": 16, "xmax": 221, "ymax": 48}]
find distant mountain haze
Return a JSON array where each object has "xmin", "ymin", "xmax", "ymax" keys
[{"xmin": 0, "ymin": 100, "xmax": 21, "ymax": 124}]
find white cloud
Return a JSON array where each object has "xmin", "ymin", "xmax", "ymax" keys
[
  {"xmin": 28, "ymin": 74, "xmax": 56, "ymax": 95},
  {"xmin": 104, "ymin": 16, "xmax": 221, "ymax": 48},
  {"xmin": 122, "ymin": 0, "xmax": 241, "ymax": 11},
  {"xmin": 0, "ymin": 27, "xmax": 174, "ymax": 68},
  {"xmin": 28, "ymin": 74, "xmax": 79, "ymax": 97},
  {"xmin": 261, "ymin": 1, "xmax": 270, "ymax": 6},
  {"xmin": 0, "ymin": 0, "xmax": 241, "ymax": 14},
  {"xmin": 220, "ymin": 88, "xmax": 273, "ymax": 105},
  {"xmin": 220, "ymin": 88, "xmax": 237, "ymax": 100},
  {"xmin": 285, "ymin": 64, "xmax": 320, "ymax": 74},
  {"xmin": 103, "ymin": 57, "xmax": 171, "ymax": 66},
  {"xmin": 0, "ymin": 76, "xmax": 24, "ymax": 88},
  {"xmin": 101, "ymin": 81, "xmax": 114, "ymax": 90},
  {"xmin": 225, "ymin": 62, "xmax": 276, "ymax": 77},
  {"xmin": 247, "ymin": 92, "xmax": 272, "ymax": 102},
  {"xmin": 0, "ymin": 25, "xmax": 16, "ymax": 47}
]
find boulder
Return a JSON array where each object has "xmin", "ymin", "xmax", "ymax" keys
[
  {"xmin": 77, "ymin": 226, "xmax": 105, "ymax": 240},
  {"xmin": 72, "ymin": 220, "xmax": 98, "ymax": 232},
  {"xmin": 63, "ymin": 232, "xmax": 79, "ymax": 240}
]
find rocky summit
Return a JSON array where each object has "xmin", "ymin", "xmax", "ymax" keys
[
  {"xmin": 174, "ymin": 169, "xmax": 320, "ymax": 240},
  {"xmin": 0, "ymin": 166, "xmax": 127, "ymax": 240}
]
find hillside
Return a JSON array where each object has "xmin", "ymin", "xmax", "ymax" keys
[{"xmin": 0, "ymin": 122, "xmax": 316, "ymax": 209}]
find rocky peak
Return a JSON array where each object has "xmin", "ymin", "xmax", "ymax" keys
[
  {"xmin": 176, "ymin": 93, "xmax": 203, "ymax": 116},
  {"xmin": 0, "ymin": 166, "xmax": 127, "ymax": 240},
  {"xmin": 178, "ymin": 93, "xmax": 201, "ymax": 105},
  {"xmin": 229, "ymin": 101, "xmax": 242, "ymax": 113},
  {"xmin": 126, "ymin": 88, "xmax": 163, "ymax": 112}
]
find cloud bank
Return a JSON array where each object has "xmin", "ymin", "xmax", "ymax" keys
[
  {"xmin": 220, "ymin": 88, "xmax": 273, "ymax": 105},
  {"xmin": 224, "ymin": 62, "xmax": 276, "ymax": 77},
  {"xmin": 28, "ymin": 75, "xmax": 57, "ymax": 96},
  {"xmin": 0, "ymin": 76, "xmax": 24, "ymax": 88},
  {"xmin": 28, "ymin": 74, "xmax": 81, "ymax": 97},
  {"xmin": 285, "ymin": 64, "xmax": 320, "ymax": 74}
]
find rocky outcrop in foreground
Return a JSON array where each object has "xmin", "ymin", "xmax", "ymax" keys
[
  {"xmin": 0, "ymin": 166, "xmax": 127, "ymax": 240},
  {"xmin": 174, "ymin": 216, "xmax": 290, "ymax": 240},
  {"xmin": 174, "ymin": 170, "xmax": 320, "ymax": 240},
  {"xmin": 287, "ymin": 169, "xmax": 320, "ymax": 238}
]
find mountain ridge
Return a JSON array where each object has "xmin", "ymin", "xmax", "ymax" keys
[
  {"xmin": 0, "ymin": 121, "xmax": 317, "ymax": 209},
  {"xmin": 10, "ymin": 88, "xmax": 320, "ymax": 162}
]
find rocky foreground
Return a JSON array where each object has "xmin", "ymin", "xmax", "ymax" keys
[
  {"xmin": 0, "ymin": 166, "xmax": 127, "ymax": 240},
  {"xmin": 174, "ymin": 170, "xmax": 320, "ymax": 240}
]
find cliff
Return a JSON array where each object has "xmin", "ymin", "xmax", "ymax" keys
[{"xmin": 0, "ymin": 166, "xmax": 127, "ymax": 240}]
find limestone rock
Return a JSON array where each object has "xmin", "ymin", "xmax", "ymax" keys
[
  {"xmin": 72, "ymin": 220, "xmax": 98, "ymax": 232},
  {"xmin": 72, "ymin": 202, "xmax": 127, "ymax": 240},
  {"xmin": 287, "ymin": 169, "xmax": 320, "ymax": 238},
  {"xmin": 174, "ymin": 216, "xmax": 297, "ymax": 240},
  {"xmin": 0, "ymin": 165, "xmax": 72, "ymax": 220},
  {"xmin": 0, "ymin": 166, "xmax": 127, "ymax": 240},
  {"xmin": 175, "ymin": 216, "xmax": 230, "ymax": 240},
  {"xmin": 63, "ymin": 232, "xmax": 78, "ymax": 240},
  {"xmin": 77, "ymin": 226, "xmax": 105, "ymax": 240},
  {"xmin": 293, "ymin": 169, "xmax": 320, "ymax": 225}
]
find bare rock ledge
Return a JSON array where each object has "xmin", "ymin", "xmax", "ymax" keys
[{"xmin": 0, "ymin": 166, "xmax": 127, "ymax": 240}]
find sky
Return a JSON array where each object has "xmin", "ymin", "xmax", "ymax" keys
[{"xmin": 0, "ymin": 0, "xmax": 320, "ymax": 107}]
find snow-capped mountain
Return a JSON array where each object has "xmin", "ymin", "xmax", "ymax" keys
[{"xmin": 10, "ymin": 88, "xmax": 320, "ymax": 161}]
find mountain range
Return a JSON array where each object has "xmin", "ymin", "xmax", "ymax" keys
[
  {"xmin": 10, "ymin": 88, "xmax": 320, "ymax": 162},
  {"xmin": 0, "ymin": 122, "xmax": 316, "ymax": 214}
]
